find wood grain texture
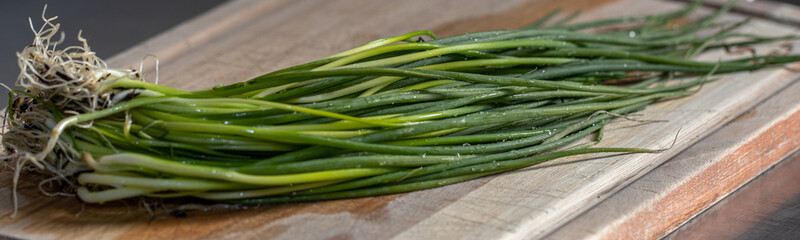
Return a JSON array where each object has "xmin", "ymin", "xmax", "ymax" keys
[
  {"xmin": 547, "ymin": 73, "xmax": 800, "ymax": 240},
  {"xmin": 668, "ymin": 151, "xmax": 800, "ymax": 239},
  {"xmin": 1, "ymin": 0, "xmax": 799, "ymax": 239}
]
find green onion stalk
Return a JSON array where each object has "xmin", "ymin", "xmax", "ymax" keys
[{"xmin": 3, "ymin": 1, "xmax": 798, "ymax": 215}]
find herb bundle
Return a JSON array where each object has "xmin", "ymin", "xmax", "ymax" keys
[{"xmin": 3, "ymin": 1, "xmax": 798, "ymax": 214}]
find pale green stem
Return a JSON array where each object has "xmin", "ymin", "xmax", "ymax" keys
[
  {"xmin": 100, "ymin": 78, "xmax": 189, "ymax": 95},
  {"xmin": 326, "ymin": 30, "xmax": 437, "ymax": 59},
  {"xmin": 93, "ymin": 153, "xmax": 395, "ymax": 185},
  {"xmin": 78, "ymin": 173, "xmax": 255, "ymax": 191},
  {"xmin": 77, "ymin": 186, "xmax": 156, "ymax": 203},
  {"xmin": 340, "ymin": 39, "xmax": 574, "ymax": 69}
]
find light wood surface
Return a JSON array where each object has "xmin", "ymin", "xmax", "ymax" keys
[
  {"xmin": 548, "ymin": 69, "xmax": 800, "ymax": 240},
  {"xmin": 2, "ymin": 0, "xmax": 799, "ymax": 239}
]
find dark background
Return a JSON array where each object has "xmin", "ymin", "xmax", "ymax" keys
[
  {"xmin": 0, "ymin": 1, "xmax": 799, "ymax": 239},
  {"xmin": 0, "ymin": 0, "xmax": 227, "ymax": 108}
]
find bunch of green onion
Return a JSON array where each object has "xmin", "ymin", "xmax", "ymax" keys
[{"xmin": 3, "ymin": 1, "xmax": 798, "ymax": 210}]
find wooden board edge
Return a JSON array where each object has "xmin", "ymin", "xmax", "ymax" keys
[
  {"xmin": 546, "ymin": 76, "xmax": 800, "ymax": 239},
  {"xmin": 666, "ymin": 149, "xmax": 800, "ymax": 239}
]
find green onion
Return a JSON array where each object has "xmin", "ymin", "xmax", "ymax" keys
[{"xmin": 3, "ymin": 0, "xmax": 798, "ymax": 215}]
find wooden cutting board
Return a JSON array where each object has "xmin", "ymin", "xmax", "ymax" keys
[{"xmin": 2, "ymin": 0, "xmax": 799, "ymax": 239}]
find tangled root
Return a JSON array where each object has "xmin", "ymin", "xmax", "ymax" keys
[{"xmin": 1, "ymin": 7, "xmax": 140, "ymax": 217}]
